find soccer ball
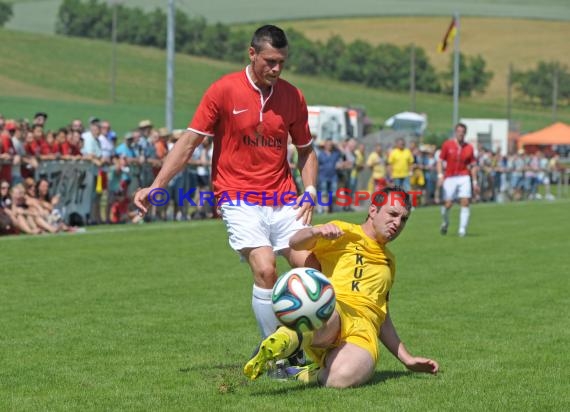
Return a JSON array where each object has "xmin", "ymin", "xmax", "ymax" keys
[{"xmin": 272, "ymin": 267, "xmax": 336, "ymax": 332}]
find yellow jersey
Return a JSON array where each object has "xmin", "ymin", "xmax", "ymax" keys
[
  {"xmin": 388, "ymin": 148, "xmax": 414, "ymax": 179},
  {"xmin": 351, "ymin": 149, "xmax": 365, "ymax": 180},
  {"xmin": 311, "ymin": 220, "xmax": 396, "ymax": 331},
  {"xmin": 366, "ymin": 152, "xmax": 386, "ymax": 179}
]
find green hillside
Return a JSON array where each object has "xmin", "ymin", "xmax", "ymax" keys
[
  {"xmin": 6, "ymin": 0, "xmax": 570, "ymax": 35},
  {"xmin": 270, "ymin": 17, "xmax": 570, "ymax": 101},
  {"xmin": 1, "ymin": 29, "xmax": 568, "ymax": 136}
]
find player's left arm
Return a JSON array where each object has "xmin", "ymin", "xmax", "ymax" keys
[
  {"xmin": 380, "ymin": 311, "xmax": 439, "ymax": 375},
  {"xmin": 295, "ymin": 144, "xmax": 318, "ymax": 225},
  {"xmin": 436, "ymin": 144, "xmax": 447, "ymax": 186},
  {"xmin": 469, "ymin": 149, "xmax": 480, "ymax": 190}
]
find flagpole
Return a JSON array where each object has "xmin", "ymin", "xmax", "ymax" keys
[
  {"xmin": 166, "ymin": 0, "xmax": 175, "ymax": 132},
  {"xmin": 410, "ymin": 43, "xmax": 416, "ymax": 112},
  {"xmin": 452, "ymin": 12, "xmax": 460, "ymax": 127}
]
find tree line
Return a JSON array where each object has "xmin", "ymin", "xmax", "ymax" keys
[
  {"xmin": 0, "ymin": 0, "xmax": 568, "ymax": 105},
  {"xmin": 53, "ymin": 0, "xmax": 493, "ymax": 97}
]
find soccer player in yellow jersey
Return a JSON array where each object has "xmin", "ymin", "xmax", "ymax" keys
[{"xmin": 244, "ymin": 187, "xmax": 439, "ymax": 388}]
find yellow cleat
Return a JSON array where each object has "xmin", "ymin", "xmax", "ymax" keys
[{"xmin": 243, "ymin": 328, "xmax": 295, "ymax": 380}]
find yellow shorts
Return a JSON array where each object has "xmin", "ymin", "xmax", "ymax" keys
[{"xmin": 305, "ymin": 300, "xmax": 379, "ymax": 367}]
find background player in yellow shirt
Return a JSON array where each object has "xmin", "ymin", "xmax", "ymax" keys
[
  {"xmin": 366, "ymin": 144, "xmax": 387, "ymax": 194},
  {"xmin": 244, "ymin": 186, "xmax": 439, "ymax": 387},
  {"xmin": 388, "ymin": 138, "xmax": 414, "ymax": 191}
]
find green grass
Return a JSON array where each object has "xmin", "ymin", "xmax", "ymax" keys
[
  {"xmin": 2, "ymin": 29, "xmax": 569, "ymax": 136},
  {"xmin": 6, "ymin": 0, "xmax": 570, "ymax": 35},
  {"xmin": 1, "ymin": 200, "xmax": 568, "ymax": 411}
]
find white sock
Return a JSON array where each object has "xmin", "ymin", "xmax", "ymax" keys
[
  {"xmin": 441, "ymin": 206, "xmax": 449, "ymax": 227},
  {"xmin": 459, "ymin": 207, "xmax": 470, "ymax": 234},
  {"xmin": 252, "ymin": 284, "xmax": 280, "ymax": 339}
]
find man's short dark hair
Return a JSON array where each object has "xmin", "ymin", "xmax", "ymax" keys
[
  {"xmin": 456, "ymin": 122, "xmax": 467, "ymax": 132},
  {"xmin": 251, "ymin": 25, "xmax": 288, "ymax": 52},
  {"xmin": 371, "ymin": 185, "xmax": 412, "ymax": 212}
]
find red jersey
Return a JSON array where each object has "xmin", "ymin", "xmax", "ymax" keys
[
  {"xmin": 111, "ymin": 197, "xmax": 130, "ymax": 223},
  {"xmin": 61, "ymin": 141, "xmax": 81, "ymax": 156},
  {"xmin": 0, "ymin": 134, "xmax": 15, "ymax": 183},
  {"xmin": 188, "ymin": 67, "xmax": 312, "ymax": 204},
  {"xmin": 25, "ymin": 138, "xmax": 51, "ymax": 156},
  {"xmin": 1, "ymin": 134, "xmax": 15, "ymax": 156},
  {"xmin": 439, "ymin": 138, "xmax": 475, "ymax": 177},
  {"xmin": 48, "ymin": 142, "xmax": 61, "ymax": 154}
]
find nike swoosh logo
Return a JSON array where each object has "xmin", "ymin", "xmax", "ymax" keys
[{"xmin": 233, "ymin": 108, "xmax": 248, "ymax": 115}]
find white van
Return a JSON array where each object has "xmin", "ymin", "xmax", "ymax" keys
[{"xmin": 308, "ymin": 105, "xmax": 353, "ymax": 145}]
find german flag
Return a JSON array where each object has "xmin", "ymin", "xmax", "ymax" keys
[{"xmin": 438, "ymin": 18, "xmax": 457, "ymax": 53}]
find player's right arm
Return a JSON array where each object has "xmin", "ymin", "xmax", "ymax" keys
[
  {"xmin": 134, "ymin": 130, "xmax": 204, "ymax": 215},
  {"xmin": 289, "ymin": 223, "xmax": 344, "ymax": 251}
]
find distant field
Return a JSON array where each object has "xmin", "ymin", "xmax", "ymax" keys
[
  {"xmin": 1, "ymin": 29, "xmax": 569, "ymax": 136},
  {"xmin": 1, "ymin": 201, "xmax": 568, "ymax": 410},
  {"xmin": 268, "ymin": 17, "xmax": 570, "ymax": 100},
  {"xmin": 6, "ymin": 0, "xmax": 570, "ymax": 35},
  {"xmin": 4, "ymin": 1, "xmax": 570, "ymax": 102}
]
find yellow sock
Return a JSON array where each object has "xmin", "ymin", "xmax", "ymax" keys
[
  {"xmin": 301, "ymin": 331, "xmax": 314, "ymax": 348},
  {"xmin": 276, "ymin": 327, "xmax": 314, "ymax": 358},
  {"xmin": 275, "ymin": 327, "xmax": 301, "ymax": 358}
]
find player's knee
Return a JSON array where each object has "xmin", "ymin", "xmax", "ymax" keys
[
  {"xmin": 325, "ymin": 366, "xmax": 372, "ymax": 388},
  {"xmin": 252, "ymin": 264, "xmax": 277, "ymax": 288},
  {"xmin": 324, "ymin": 360, "xmax": 374, "ymax": 388}
]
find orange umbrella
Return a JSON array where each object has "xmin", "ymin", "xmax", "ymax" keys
[{"xmin": 518, "ymin": 122, "xmax": 570, "ymax": 148}]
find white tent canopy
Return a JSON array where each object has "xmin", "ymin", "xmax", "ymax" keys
[{"xmin": 385, "ymin": 112, "xmax": 428, "ymax": 136}]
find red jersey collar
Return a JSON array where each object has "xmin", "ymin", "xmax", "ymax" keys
[
  {"xmin": 454, "ymin": 138, "xmax": 468, "ymax": 147},
  {"xmin": 245, "ymin": 65, "xmax": 274, "ymax": 96}
]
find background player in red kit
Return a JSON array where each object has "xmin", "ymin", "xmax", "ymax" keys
[
  {"xmin": 134, "ymin": 25, "xmax": 318, "ymax": 365},
  {"xmin": 437, "ymin": 123, "xmax": 478, "ymax": 237}
]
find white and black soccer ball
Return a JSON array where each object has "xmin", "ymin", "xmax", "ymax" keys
[{"xmin": 272, "ymin": 267, "xmax": 336, "ymax": 332}]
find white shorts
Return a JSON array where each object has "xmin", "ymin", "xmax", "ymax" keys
[
  {"xmin": 443, "ymin": 175, "xmax": 472, "ymax": 201},
  {"xmin": 219, "ymin": 204, "xmax": 307, "ymax": 254}
]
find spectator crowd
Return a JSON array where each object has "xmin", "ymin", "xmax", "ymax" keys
[
  {"xmin": 0, "ymin": 112, "xmax": 214, "ymax": 235},
  {"xmin": 0, "ymin": 111, "xmax": 566, "ymax": 236},
  {"xmin": 308, "ymin": 136, "xmax": 564, "ymax": 212}
]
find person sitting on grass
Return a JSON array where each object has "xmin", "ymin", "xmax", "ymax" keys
[
  {"xmin": 10, "ymin": 184, "xmax": 45, "ymax": 235},
  {"xmin": 0, "ymin": 180, "xmax": 17, "ymax": 235},
  {"xmin": 25, "ymin": 177, "xmax": 73, "ymax": 232}
]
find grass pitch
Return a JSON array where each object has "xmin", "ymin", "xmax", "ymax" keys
[{"xmin": 1, "ymin": 200, "xmax": 568, "ymax": 411}]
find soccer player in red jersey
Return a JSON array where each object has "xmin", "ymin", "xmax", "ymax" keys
[
  {"xmin": 134, "ymin": 25, "xmax": 318, "ymax": 362},
  {"xmin": 437, "ymin": 123, "xmax": 479, "ymax": 237}
]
